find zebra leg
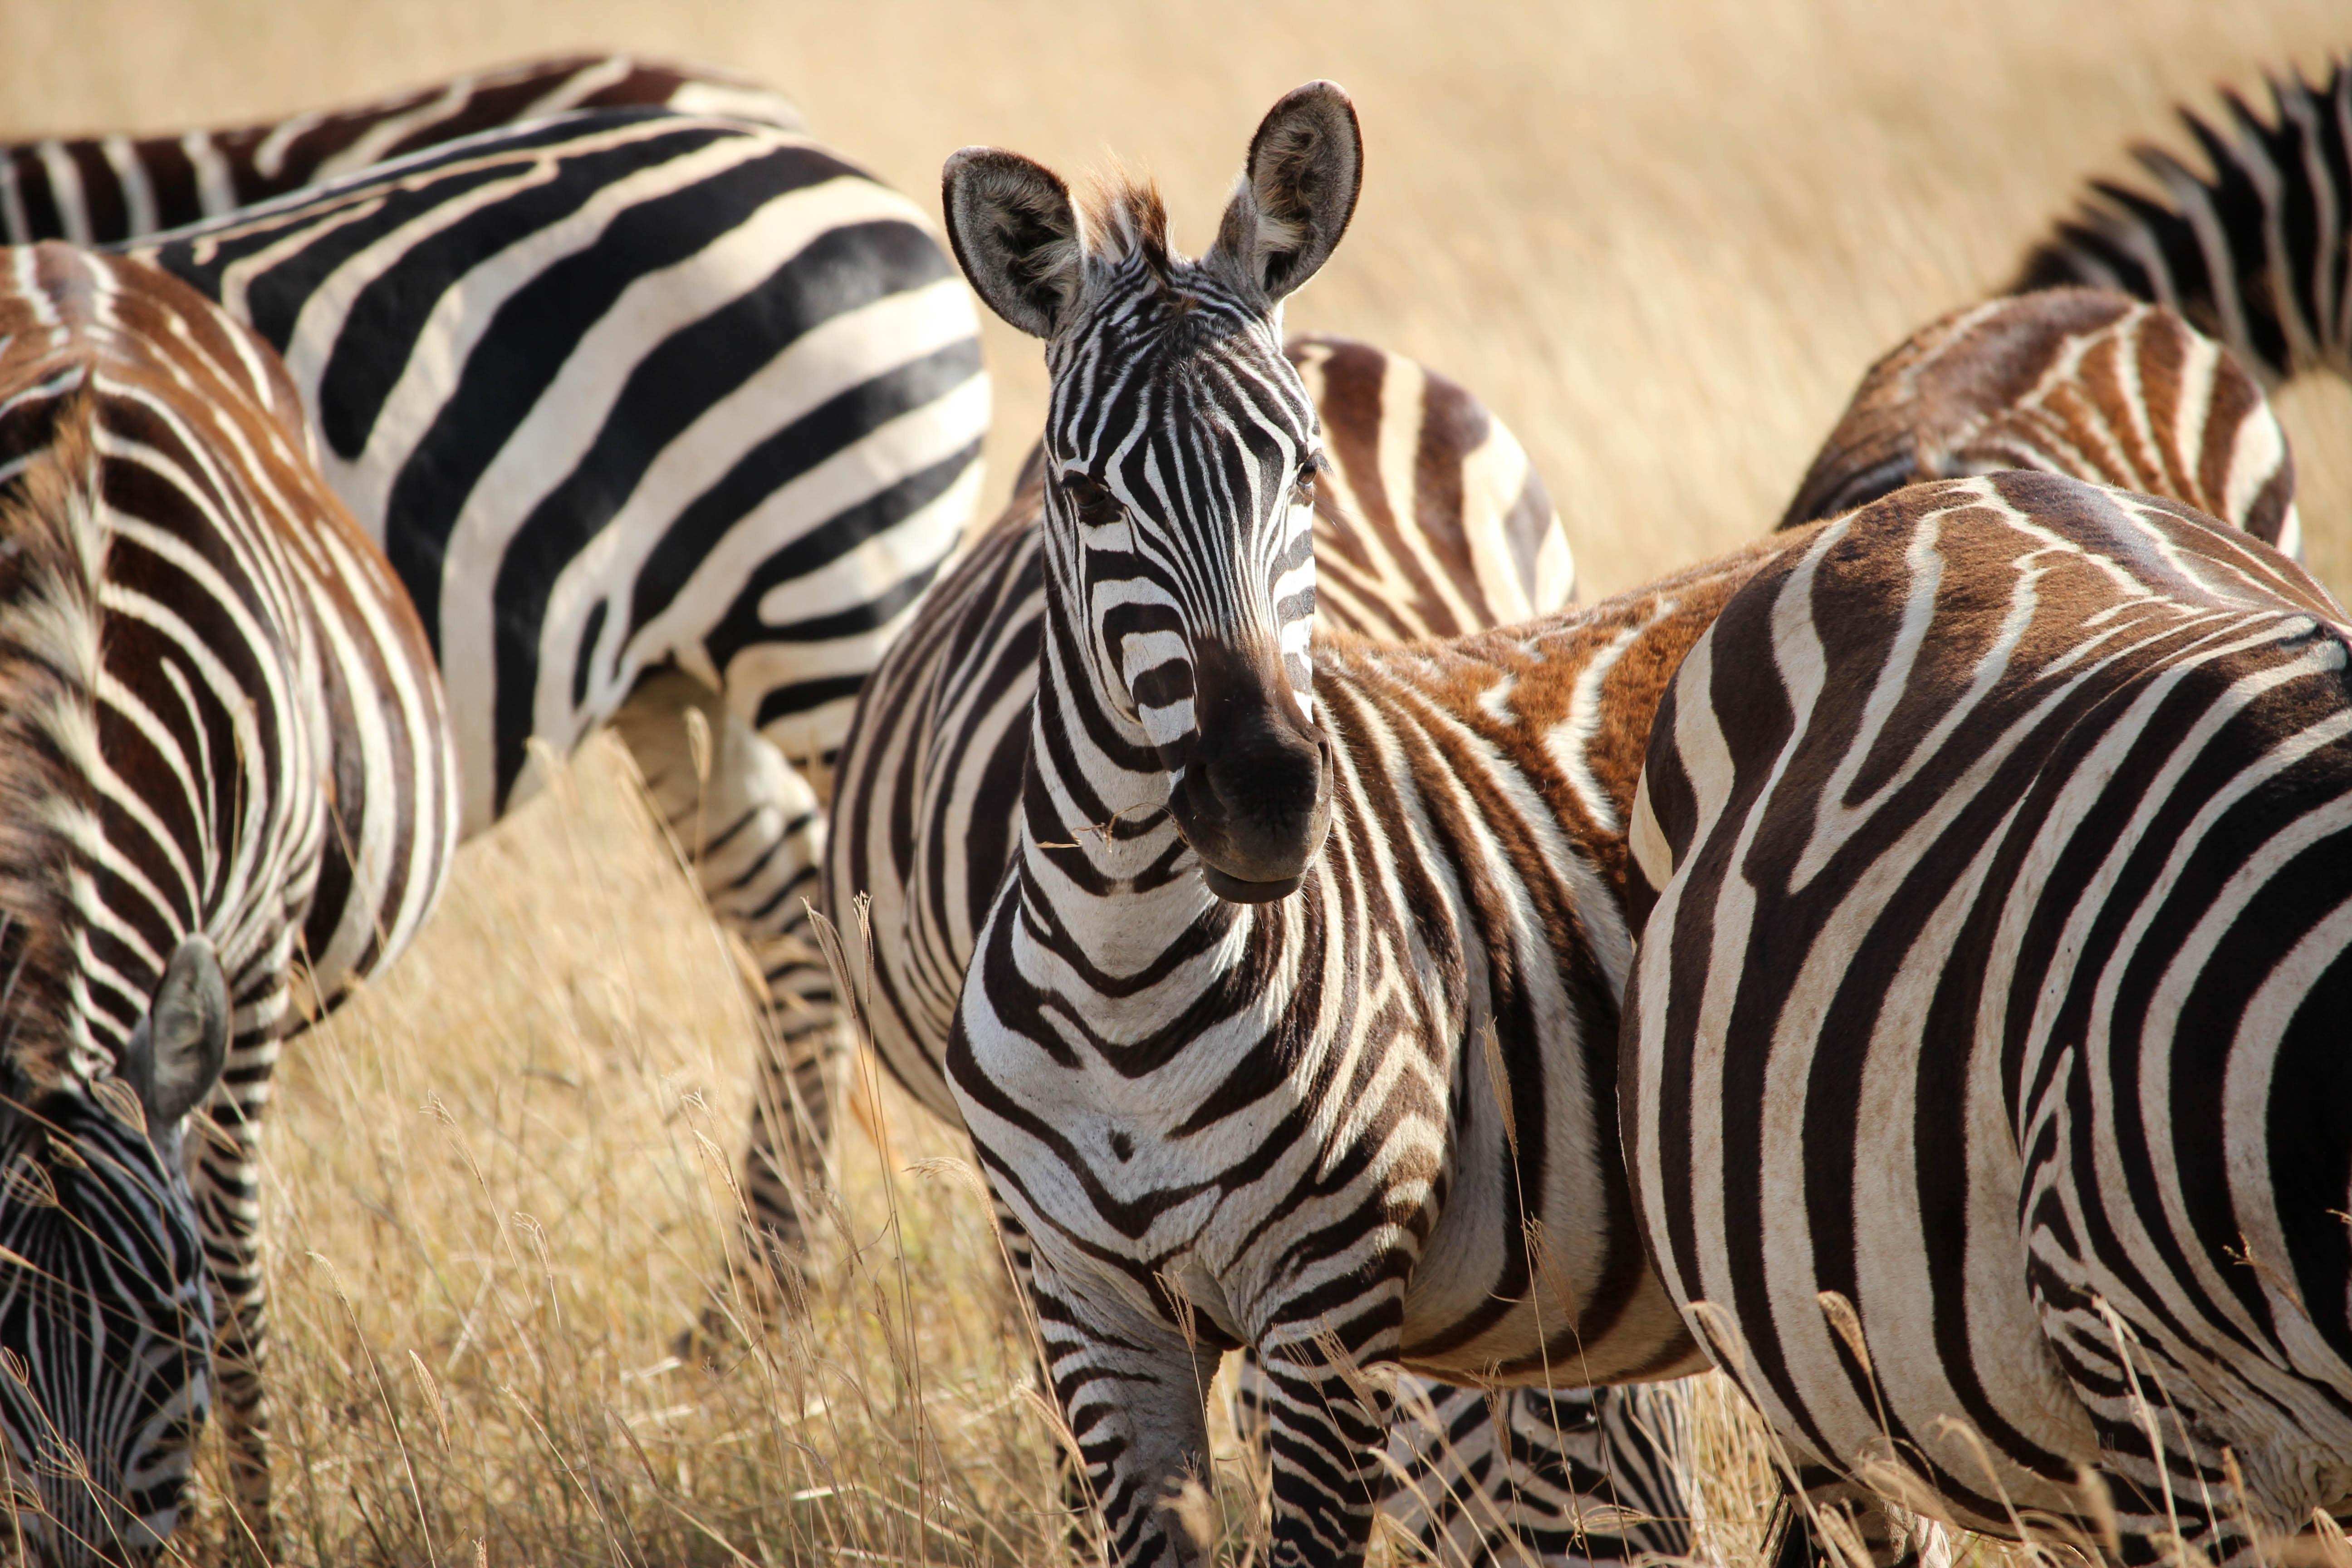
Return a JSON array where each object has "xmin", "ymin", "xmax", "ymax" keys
[
  {"xmin": 186, "ymin": 1096, "xmax": 277, "ymax": 1561},
  {"xmin": 1232, "ymin": 1356, "xmax": 1695, "ymax": 1566},
  {"xmin": 1251, "ymin": 1330, "xmax": 1398, "ymax": 1568},
  {"xmin": 610, "ymin": 669, "xmax": 841, "ymax": 1340},
  {"xmin": 1026, "ymin": 1264, "xmax": 1223, "ymax": 1568}
]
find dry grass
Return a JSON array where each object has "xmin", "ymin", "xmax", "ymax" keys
[{"xmin": 6, "ymin": 1, "xmax": 2352, "ymax": 1563}]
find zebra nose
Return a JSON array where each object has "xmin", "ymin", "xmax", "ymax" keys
[{"xmin": 1172, "ymin": 648, "xmax": 1332, "ymax": 901}]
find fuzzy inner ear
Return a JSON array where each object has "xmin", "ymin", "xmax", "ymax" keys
[
  {"xmin": 121, "ymin": 935, "xmax": 228, "ymax": 1129},
  {"xmin": 1209, "ymin": 81, "xmax": 1363, "ymax": 304},
  {"xmin": 942, "ymin": 147, "xmax": 1087, "ymax": 338}
]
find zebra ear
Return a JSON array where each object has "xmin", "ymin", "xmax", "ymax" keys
[
  {"xmin": 121, "ymin": 936, "xmax": 229, "ymax": 1128},
  {"xmin": 943, "ymin": 147, "xmax": 1087, "ymax": 338},
  {"xmin": 1209, "ymin": 81, "xmax": 1362, "ymax": 304}
]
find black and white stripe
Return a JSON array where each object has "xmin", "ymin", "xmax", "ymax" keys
[
  {"xmin": 0, "ymin": 54, "xmax": 803, "ymax": 247},
  {"xmin": 2014, "ymin": 59, "xmax": 2352, "ymax": 385},
  {"xmin": 1625, "ymin": 472, "xmax": 2352, "ymax": 1567},
  {"xmin": 0, "ymin": 244, "xmax": 456, "ymax": 1565}
]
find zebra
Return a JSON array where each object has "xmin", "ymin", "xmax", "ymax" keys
[
  {"xmin": 825, "ymin": 326, "xmax": 1702, "ymax": 1566},
  {"xmin": 94, "ymin": 103, "xmax": 989, "ymax": 1315},
  {"xmin": 2013, "ymin": 58, "xmax": 2352, "ymax": 386},
  {"xmin": 1622, "ymin": 471, "xmax": 2352, "ymax": 1568},
  {"xmin": 1782, "ymin": 287, "xmax": 2300, "ymax": 554},
  {"xmin": 0, "ymin": 53, "xmax": 803, "ymax": 246},
  {"xmin": 0, "ymin": 244, "xmax": 456, "ymax": 1564},
  {"xmin": 933, "ymin": 83, "xmax": 1737, "ymax": 1568}
]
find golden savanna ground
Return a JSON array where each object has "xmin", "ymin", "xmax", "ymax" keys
[{"xmin": 5, "ymin": 2, "xmax": 2351, "ymax": 1562}]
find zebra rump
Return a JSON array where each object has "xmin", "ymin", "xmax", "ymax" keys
[
  {"xmin": 1626, "ymin": 471, "xmax": 2352, "ymax": 1565},
  {"xmin": 1784, "ymin": 286, "xmax": 2298, "ymax": 554}
]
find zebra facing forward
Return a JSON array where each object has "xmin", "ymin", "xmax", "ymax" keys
[
  {"xmin": 0, "ymin": 53, "xmax": 803, "ymax": 246},
  {"xmin": 936, "ymin": 84, "xmax": 1731, "ymax": 1568},
  {"xmin": 827, "ymin": 328, "xmax": 1701, "ymax": 1566},
  {"xmin": 108, "ymin": 103, "xmax": 988, "ymax": 1303},
  {"xmin": 0, "ymin": 246, "xmax": 456, "ymax": 1564},
  {"xmin": 2014, "ymin": 58, "xmax": 2352, "ymax": 386},
  {"xmin": 1625, "ymin": 472, "xmax": 2352, "ymax": 1566}
]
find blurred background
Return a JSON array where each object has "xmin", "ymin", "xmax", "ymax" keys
[
  {"xmin": 8, "ymin": 4, "xmax": 2347, "ymax": 1561},
  {"xmin": 15, "ymin": 0, "xmax": 2350, "ymax": 597}
]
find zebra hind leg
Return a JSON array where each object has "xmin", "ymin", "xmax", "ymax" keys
[{"xmin": 609, "ymin": 669, "xmax": 843, "ymax": 1355}]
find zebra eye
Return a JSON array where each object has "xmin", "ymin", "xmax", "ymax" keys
[
  {"xmin": 1061, "ymin": 472, "xmax": 1124, "ymax": 529},
  {"xmin": 1290, "ymin": 470, "xmax": 1318, "ymax": 510}
]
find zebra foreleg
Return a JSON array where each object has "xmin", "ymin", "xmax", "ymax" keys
[
  {"xmin": 611, "ymin": 670, "xmax": 843, "ymax": 1347},
  {"xmin": 1250, "ymin": 1329, "xmax": 1399, "ymax": 1568},
  {"xmin": 186, "ymin": 1098, "xmax": 276, "ymax": 1562},
  {"xmin": 1028, "ymin": 1262, "xmax": 1223, "ymax": 1568}
]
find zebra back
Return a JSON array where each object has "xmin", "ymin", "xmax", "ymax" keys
[
  {"xmin": 0, "ymin": 54, "xmax": 803, "ymax": 247},
  {"xmin": 2014, "ymin": 60, "xmax": 2352, "ymax": 382},
  {"xmin": 1784, "ymin": 287, "xmax": 2300, "ymax": 554},
  {"xmin": 1626, "ymin": 472, "xmax": 2352, "ymax": 1563},
  {"xmin": 124, "ymin": 107, "xmax": 989, "ymax": 831},
  {"xmin": 0, "ymin": 242, "xmax": 456, "ymax": 1562}
]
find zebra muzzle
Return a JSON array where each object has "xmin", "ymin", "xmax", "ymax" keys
[{"xmin": 1169, "ymin": 654, "xmax": 1333, "ymax": 902}]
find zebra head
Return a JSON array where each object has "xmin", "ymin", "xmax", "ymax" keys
[
  {"xmin": 0, "ymin": 936, "xmax": 228, "ymax": 1565},
  {"xmin": 943, "ymin": 83, "xmax": 1362, "ymax": 902}
]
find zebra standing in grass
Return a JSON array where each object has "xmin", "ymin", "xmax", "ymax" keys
[
  {"xmin": 827, "ymin": 331, "xmax": 1702, "ymax": 1567},
  {"xmin": 2014, "ymin": 58, "xmax": 2352, "ymax": 385},
  {"xmin": 936, "ymin": 85, "xmax": 1727, "ymax": 1568},
  {"xmin": 1623, "ymin": 471, "xmax": 2352, "ymax": 1567},
  {"xmin": 100, "ymin": 103, "xmax": 988, "ymax": 1311},
  {"xmin": 0, "ymin": 53, "xmax": 803, "ymax": 246},
  {"xmin": 0, "ymin": 245, "xmax": 456, "ymax": 1566}
]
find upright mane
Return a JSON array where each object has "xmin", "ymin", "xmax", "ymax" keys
[
  {"xmin": 1080, "ymin": 171, "xmax": 1172, "ymax": 274},
  {"xmin": 0, "ymin": 392, "xmax": 108, "ymax": 1091}
]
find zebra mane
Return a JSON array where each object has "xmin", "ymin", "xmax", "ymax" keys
[
  {"xmin": 1080, "ymin": 172, "xmax": 1173, "ymax": 275},
  {"xmin": 0, "ymin": 395, "xmax": 108, "ymax": 1092}
]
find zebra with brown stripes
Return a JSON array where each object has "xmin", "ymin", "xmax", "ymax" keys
[
  {"xmin": 1624, "ymin": 470, "xmax": 2352, "ymax": 1568},
  {"xmin": 1784, "ymin": 287, "xmax": 2299, "ymax": 551},
  {"xmin": 0, "ymin": 244, "xmax": 458, "ymax": 1566}
]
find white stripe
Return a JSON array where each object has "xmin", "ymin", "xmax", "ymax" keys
[
  {"xmin": 178, "ymin": 131, "xmax": 237, "ymax": 217},
  {"xmin": 34, "ymin": 142, "xmax": 89, "ymax": 246},
  {"xmin": 98, "ymin": 135, "xmax": 157, "ymax": 237}
]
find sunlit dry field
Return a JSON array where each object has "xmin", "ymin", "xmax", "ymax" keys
[{"xmin": 4, "ymin": 1, "xmax": 2350, "ymax": 1562}]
